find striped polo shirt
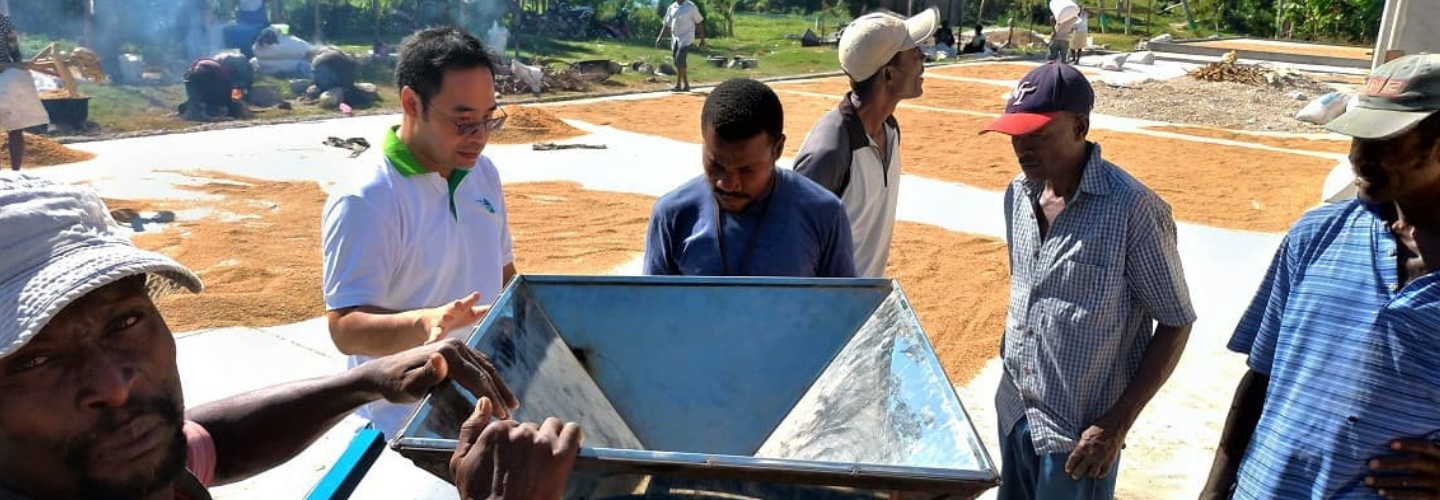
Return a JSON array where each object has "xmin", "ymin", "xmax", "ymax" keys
[{"xmin": 1229, "ymin": 199, "xmax": 1440, "ymax": 500}]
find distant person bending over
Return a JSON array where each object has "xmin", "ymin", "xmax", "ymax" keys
[
  {"xmin": 0, "ymin": 13, "xmax": 46, "ymax": 171},
  {"xmin": 644, "ymin": 79, "xmax": 856, "ymax": 277},
  {"xmin": 962, "ymin": 24, "xmax": 989, "ymax": 54},
  {"xmin": 181, "ymin": 58, "xmax": 252, "ymax": 121},
  {"xmin": 656, "ymin": 0, "xmax": 705, "ymax": 92}
]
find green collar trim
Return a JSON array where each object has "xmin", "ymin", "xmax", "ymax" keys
[
  {"xmin": 383, "ymin": 126, "xmax": 427, "ymax": 177},
  {"xmin": 447, "ymin": 168, "xmax": 470, "ymax": 219},
  {"xmin": 384, "ymin": 125, "xmax": 472, "ymax": 220}
]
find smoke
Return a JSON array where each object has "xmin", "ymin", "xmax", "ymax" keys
[
  {"xmin": 89, "ymin": 0, "xmax": 216, "ymax": 71},
  {"xmin": 459, "ymin": 0, "xmax": 514, "ymax": 56}
]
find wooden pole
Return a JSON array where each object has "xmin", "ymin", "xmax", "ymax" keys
[
  {"xmin": 1179, "ymin": 0, "xmax": 1195, "ymax": 32},
  {"xmin": 1124, "ymin": 0, "xmax": 1132, "ymax": 35},
  {"xmin": 1145, "ymin": 0, "xmax": 1153, "ymax": 36},
  {"xmin": 1274, "ymin": 0, "xmax": 1284, "ymax": 38}
]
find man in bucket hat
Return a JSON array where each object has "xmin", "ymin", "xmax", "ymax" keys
[
  {"xmin": 1202, "ymin": 53, "xmax": 1440, "ymax": 500},
  {"xmin": 0, "ymin": 173, "xmax": 580, "ymax": 500},
  {"xmin": 983, "ymin": 62, "xmax": 1196, "ymax": 500}
]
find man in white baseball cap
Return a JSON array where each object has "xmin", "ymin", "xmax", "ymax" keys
[
  {"xmin": 794, "ymin": 8, "xmax": 937, "ymax": 278},
  {"xmin": 0, "ymin": 173, "xmax": 579, "ymax": 500}
]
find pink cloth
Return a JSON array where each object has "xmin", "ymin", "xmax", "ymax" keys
[{"xmin": 183, "ymin": 420, "xmax": 217, "ymax": 488}]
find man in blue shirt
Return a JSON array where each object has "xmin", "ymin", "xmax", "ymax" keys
[
  {"xmin": 1202, "ymin": 54, "xmax": 1440, "ymax": 500},
  {"xmin": 644, "ymin": 78, "xmax": 856, "ymax": 278}
]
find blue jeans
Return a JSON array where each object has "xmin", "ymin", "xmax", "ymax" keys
[{"xmin": 998, "ymin": 418, "xmax": 1119, "ymax": 500}]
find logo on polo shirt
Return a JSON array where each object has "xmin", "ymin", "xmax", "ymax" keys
[{"xmin": 478, "ymin": 198, "xmax": 496, "ymax": 214}]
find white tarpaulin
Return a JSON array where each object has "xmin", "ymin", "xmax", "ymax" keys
[{"xmin": 0, "ymin": 68, "xmax": 49, "ymax": 131}]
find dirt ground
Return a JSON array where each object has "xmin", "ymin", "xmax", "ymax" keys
[
  {"xmin": 117, "ymin": 175, "xmax": 656, "ymax": 332},
  {"xmin": 1189, "ymin": 39, "xmax": 1372, "ymax": 60},
  {"xmin": 551, "ymin": 85, "xmax": 1335, "ymax": 232},
  {"xmin": 549, "ymin": 93, "xmax": 842, "ymax": 157},
  {"xmin": 489, "ymin": 106, "xmax": 587, "ymax": 145},
  {"xmin": 887, "ymin": 223, "xmax": 1010, "ymax": 382},
  {"xmin": 0, "ymin": 133, "xmax": 96, "ymax": 168},
  {"xmin": 929, "ymin": 62, "xmax": 1095, "ymax": 81},
  {"xmin": 506, "ymin": 182, "xmax": 656, "ymax": 274},
  {"xmin": 777, "ymin": 76, "xmax": 1012, "ymax": 113},
  {"xmin": 1093, "ymin": 77, "xmax": 1331, "ymax": 133},
  {"xmin": 115, "ymin": 174, "xmax": 329, "ymax": 332},
  {"xmin": 1146, "ymin": 125, "xmax": 1354, "ymax": 154}
]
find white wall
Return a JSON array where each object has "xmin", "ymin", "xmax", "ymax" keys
[{"xmin": 1374, "ymin": 0, "xmax": 1440, "ymax": 68}]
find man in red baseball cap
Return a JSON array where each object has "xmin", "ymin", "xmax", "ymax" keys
[{"xmin": 982, "ymin": 62, "xmax": 1196, "ymax": 500}]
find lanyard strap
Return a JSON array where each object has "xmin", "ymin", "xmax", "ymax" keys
[{"xmin": 715, "ymin": 179, "xmax": 777, "ymax": 276}]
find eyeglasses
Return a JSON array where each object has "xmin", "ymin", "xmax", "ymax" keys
[{"xmin": 442, "ymin": 106, "xmax": 508, "ymax": 136}]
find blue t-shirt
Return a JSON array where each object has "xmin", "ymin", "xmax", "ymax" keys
[
  {"xmin": 1228, "ymin": 199, "xmax": 1440, "ymax": 500},
  {"xmin": 643, "ymin": 168, "xmax": 856, "ymax": 277}
]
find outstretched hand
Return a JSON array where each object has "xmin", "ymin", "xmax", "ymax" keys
[{"xmin": 422, "ymin": 292, "xmax": 491, "ymax": 344}]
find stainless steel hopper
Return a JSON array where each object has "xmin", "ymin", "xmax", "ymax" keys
[{"xmin": 392, "ymin": 276, "xmax": 998, "ymax": 499}]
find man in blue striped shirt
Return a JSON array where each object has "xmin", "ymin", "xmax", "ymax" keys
[{"xmin": 1203, "ymin": 54, "xmax": 1440, "ymax": 500}]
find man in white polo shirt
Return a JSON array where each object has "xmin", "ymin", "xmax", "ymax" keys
[
  {"xmin": 321, "ymin": 27, "xmax": 519, "ymax": 438},
  {"xmin": 793, "ymin": 8, "xmax": 936, "ymax": 277}
]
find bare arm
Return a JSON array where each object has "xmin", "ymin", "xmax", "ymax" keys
[
  {"xmin": 189, "ymin": 339, "xmax": 519, "ymax": 486},
  {"xmin": 1065, "ymin": 322, "xmax": 1192, "ymax": 479},
  {"xmin": 328, "ymin": 306, "xmax": 429, "ymax": 357},
  {"xmin": 1201, "ymin": 369, "xmax": 1270, "ymax": 500},
  {"xmin": 329, "ymin": 292, "xmax": 491, "ymax": 357},
  {"xmin": 188, "ymin": 368, "xmax": 376, "ymax": 485},
  {"xmin": 1102, "ymin": 322, "xmax": 1192, "ymax": 428}
]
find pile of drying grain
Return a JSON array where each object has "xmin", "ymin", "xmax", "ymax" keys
[
  {"xmin": 0, "ymin": 133, "xmax": 97, "ymax": 168},
  {"xmin": 1093, "ymin": 77, "xmax": 1330, "ymax": 132},
  {"xmin": 489, "ymin": 106, "xmax": 587, "ymax": 144}
]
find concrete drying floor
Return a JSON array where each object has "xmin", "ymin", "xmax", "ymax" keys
[{"xmin": 24, "ymin": 59, "xmax": 1358, "ymax": 499}]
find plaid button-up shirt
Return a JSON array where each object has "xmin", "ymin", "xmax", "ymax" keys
[{"xmin": 998, "ymin": 143, "xmax": 1197, "ymax": 454}]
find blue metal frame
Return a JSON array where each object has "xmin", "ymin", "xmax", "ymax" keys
[{"xmin": 303, "ymin": 428, "xmax": 386, "ymax": 500}]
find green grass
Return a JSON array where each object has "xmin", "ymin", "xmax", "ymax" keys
[{"xmin": 513, "ymin": 12, "xmax": 845, "ymax": 85}]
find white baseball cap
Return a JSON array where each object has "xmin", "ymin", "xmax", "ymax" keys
[
  {"xmin": 839, "ymin": 8, "xmax": 940, "ymax": 82},
  {"xmin": 0, "ymin": 173, "xmax": 202, "ymax": 360}
]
